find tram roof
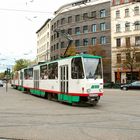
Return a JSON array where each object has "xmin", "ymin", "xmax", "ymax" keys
[
  {"xmin": 42, "ymin": 54, "xmax": 102, "ymax": 64},
  {"xmin": 20, "ymin": 54, "xmax": 102, "ymax": 70},
  {"xmin": 70, "ymin": 54, "xmax": 102, "ymax": 59}
]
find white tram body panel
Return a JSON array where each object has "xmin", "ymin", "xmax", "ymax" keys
[{"xmin": 11, "ymin": 71, "xmax": 20, "ymax": 87}]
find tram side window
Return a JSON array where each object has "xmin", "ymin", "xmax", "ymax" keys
[
  {"xmin": 24, "ymin": 68, "xmax": 33, "ymax": 80},
  {"xmin": 48, "ymin": 62, "xmax": 58, "ymax": 79},
  {"xmin": 40, "ymin": 64, "xmax": 48, "ymax": 79},
  {"xmin": 71, "ymin": 57, "xmax": 84, "ymax": 79}
]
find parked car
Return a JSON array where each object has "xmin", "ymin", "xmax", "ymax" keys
[
  {"xmin": 0, "ymin": 80, "xmax": 4, "ymax": 87},
  {"xmin": 120, "ymin": 81, "xmax": 140, "ymax": 90}
]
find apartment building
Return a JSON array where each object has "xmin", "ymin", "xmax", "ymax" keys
[
  {"xmin": 111, "ymin": 0, "xmax": 140, "ymax": 83},
  {"xmin": 50, "ymin": 0, "xmax": 111, "ymax": 81},
  {"xmin": 36, "ymin": 19, "xmax": 51, "ymax": 63}
]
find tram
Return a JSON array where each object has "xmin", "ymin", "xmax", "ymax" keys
[{"xmin": 11, "ymin": 54, "xmax": 103, "ymax": 105}]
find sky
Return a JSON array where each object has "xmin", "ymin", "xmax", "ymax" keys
[{"xmin": 0, "ymin": 0, "xmax": 77, "ymax": 72}]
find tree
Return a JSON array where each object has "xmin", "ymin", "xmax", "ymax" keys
[
  {"xmin": 121, "ymin": 46, "xmax": 140, "ymax": 83},
  {"xmin": 64, "ymin": 44, "xmax": 76, "ymax": 57},
  {"xmin": 87, "ymin": 45, "xmax": 106, "ymax": 56},
  {"xmin": 13, "ymin": 59, "xmax": 30, "ymax": 72},
  {"xmin": 0, "ymin": 72, "xmax": 5, "ymax": 79}
]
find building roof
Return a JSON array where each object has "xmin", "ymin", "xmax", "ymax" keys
[
  {"xmin": 54, "ymin": 0, "xmax": 110, "ymax": 15},
  {"xmin": 36, "ymin": 19, "xmax": 51, "ymax": 33}
]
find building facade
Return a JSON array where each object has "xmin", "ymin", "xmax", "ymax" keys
[
  {"xmin": 50, "ymin": 0, "xmax": 111, "ymax": 81},
  {"xmin": 111, "ymin": 0, "xmax": 140, "ymax": 83},
  {"xmin": 36, "ymin": 19, "xmax": 51, "ymax": 63}
]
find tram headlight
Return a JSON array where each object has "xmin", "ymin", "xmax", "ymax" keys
[
  {"xmin": 99, "ymin": 88, "xmax": 103, "ymax": 92},
  {"xmin": 87, "ymin": 89, "xmax": 91, "ymax": 93}
]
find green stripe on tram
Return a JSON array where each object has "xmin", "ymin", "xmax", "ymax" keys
[
  {"xmin": 30, "ymin": 89, "xmax": 45, "ymax": 97},
  {"xmin": 58, "ymin": 94, "xmax": 80, "ymax": 103},
  {"xmin": 18, "ymin": 86, "xmax": 24, "ymax": 91}
]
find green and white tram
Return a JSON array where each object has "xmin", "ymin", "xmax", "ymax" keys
[{"xmin": 11, "ymin": 54, "xmax": 103, "ymax": 105}]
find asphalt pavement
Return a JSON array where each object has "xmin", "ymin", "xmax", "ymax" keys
[{"xmin": 0, "ymin": 86, "xmax": 140, "ymax": 140}]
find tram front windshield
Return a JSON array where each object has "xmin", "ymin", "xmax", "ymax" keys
[{"xmin": 83, "ymin": 58, "xmax": 102, "ymax": 79}]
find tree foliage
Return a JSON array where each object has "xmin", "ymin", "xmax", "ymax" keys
[
  {"xmin": 121, "ymin": 46, "xmax": 140, "ymax": 82},
  {"xmin": 87, "ymin": 45, "xmax": 106, "ymax": 56},
  {"xmin": 63, "ymin": 44, "xmax": 76, "ymax": 57},
  {"xmin": 13, "ymin": 59, "xmax": 30, "ymax": 72},
  {"xmin": 0, "ymin": 72, "xmax": 5, "ymax": 79}
]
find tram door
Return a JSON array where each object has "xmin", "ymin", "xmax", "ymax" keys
[
  {"xmin": 34, "ymin": 70, "xmax": 39, "ymax": 89},
  {"xmin": 60, "ymin": 65, "xmax": 68, "ymax": 94},
  {"xmin": 20, "ymin": 71, "xmax": 23, "ymax": 87}
]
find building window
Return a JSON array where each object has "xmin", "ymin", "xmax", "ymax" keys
[
  {"xmin": 125, "ymin": 22, "xmax": 130, "ymax": 31},
  {"xmin": 135, "ymin": 36, "xmax": 140, "ymax": 46},
  {"xmin": 75, "ymin": 27, "xmax": 80, "ymax": 34},
  {"xmin": 54, "ymin": 34, "xmax": 56, "ymax": 40},
  {"xmin": 61, "ymin": 42, "xmax": 65, "ymax": 48},
  {"xmin": 116, "ymin": 24, "xmax": 121, "ymax": 32},
  {"xmin": 68, "ymin": 28, "xmax": 72, "ymax": 35},
  {"xmin": 68, "ymin": 16, "xmax": 72, "ymax": 23},
  {"xmin": 83, "ymin": 38, "xmax": 88, "ymax": 46},
  {"xmin": 61, "ymin": 18, "xmax": 65, "ymax": 25},
  {"xmin": 126, "ymin": 37, "xmax": 130, "ymax": 47},
  {"xmin": 116, "ymin": 10, "xmax": 120, "ymax": 18},
  {"xmin": 51, "ymin": 36, "xmax": 53, "ymax": 41},
  {"xmin": 91, "ymin": 11, "xmax": 96, "ymax": 18},
  {"xmin": 57, "ymin": 20, "xmax": 60, "ymax": 27},
  {"xmin": 100, "ymin": 9, "xmax": 106, "ymax": 18},
  {"xmin": 54, "ymin": 44, "xmax": 56, "ymax": 51},
  {"xmin": 91, "ymin": 37, "xmax": 96, "ymax": 46},
  {"xmin": 51, "ymin": 25, "xmax": 53, "ymax": 31},
  {"xmin": 51, "ymin": 46, "xmax": 53, "ymax": 52},
  {"xmin": 91, "ymin": 24, "xmax": 96, "ymax": 32},
  {"xmin": 117, "ymin": 54, "xmax": 121, "ymax": 63},
  {"xmin": 83, "ymin": 25, "xmax": 88, "ymax": 33},
  {"xmin": 100, "ymin": 23, "xmax": 106, "ymax": 31},
  {"xmin": 100, "ymin": 36, "xmax": 106, "ymax": 45},
  {"xmin": 75, "ymin": 15, "xmax": 80, "ymax": 22},
  {"xmin": 56, "ymin": 32, "xmax": 59, "ymax": 38},
  {"xmin": 136, "ymin": 52, "xmax": 140, "ymax": 62},
  {"xmin": 83, "ymin": 13, "xmax": 88, "ymax": 20},
  {"xmin": 56, "ymin": 43, "xmax": 59, "ymax": 49},
  {"xmin": 116, "ymin": 38, "xmax": 121, "ymax": 47},
  {"xmin": 134, "ymin": 21, "xmax": 140, "ymax": 30},
  {"xmin": 54, "ymin": 23, "xmax": 56, "ymax": 29},
  {"xmin": 75, "ymin": 40, "xmax": 80, "ymax": 47},
  {"xmin": 126, "ymin": 53, "xmax": 131, "ymax": 60},
  {"xmin": 125, "ymin": 8, "xmax": 129, "ymax": 17},
  {"xmin": 134, "ymin": 6, "xmax": 139, "ymax": 15}
]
